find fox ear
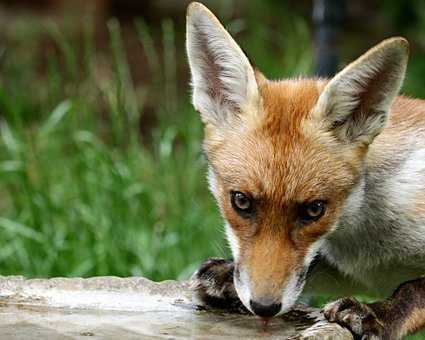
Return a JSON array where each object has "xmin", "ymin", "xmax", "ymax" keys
[
  {"xmin": 186, "ymin": 2, "xmax": 259, "ymax": 126},
  {"xmin": 315, "ymin": 38, "xmax": 409, "ymax": 144}
]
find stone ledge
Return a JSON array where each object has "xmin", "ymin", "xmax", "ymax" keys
[{"xmin": 0, "ymin": 275, "xmax": 353, "ymax": 339}]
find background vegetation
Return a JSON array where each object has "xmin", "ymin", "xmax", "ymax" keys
[
  {"xmin": 1, "ymin": 4, "xmax": 425, "ymax": 332},
  {"xmin": 0, "ymin": 0, "xmax": 317, "ymax": 280}
]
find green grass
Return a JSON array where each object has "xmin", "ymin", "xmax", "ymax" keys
[
  {"xmin": 1, "ymin": 8, "xmax": 425, "ymax": 334},
  {"xmin": 0, "ymin": 17, "xmax": 224, "ymax": 280},
  {"xmin": 2, "ymin": 5, "xmax": 425, "ymax": 339},
  {"xmin": 0, "ymin": 8, "xmax": 315, "ymax": 280},
  {"xmin": 406, "ymin": 332, "xmax": 425, "ymax": 340}
]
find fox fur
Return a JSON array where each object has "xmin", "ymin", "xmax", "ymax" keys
[{"xmin": 186, "ymin": 2, "xmax": 425, "ymax": 338}]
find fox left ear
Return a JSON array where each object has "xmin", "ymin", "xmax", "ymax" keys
[
  {"xmin": 186, "ymin": 2, "xmax": 259, "ymax": 127},
  {"xmin": 315, "ymin": 37, "xmax": 409, "ymax": 144}
]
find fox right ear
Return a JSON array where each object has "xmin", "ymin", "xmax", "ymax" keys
[
  {"xmin": 186, "ymin": 2, "xmax": 259, "ymax": 126},
  {"xmin": 314, "ymin": 38, "xmax": 409, "ymax": 145}
]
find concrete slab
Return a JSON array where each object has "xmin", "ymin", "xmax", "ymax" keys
[{"xmin": 0, "ymin": 276, "xmax": 353, "ymax": 339}]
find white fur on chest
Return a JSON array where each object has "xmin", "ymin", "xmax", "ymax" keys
[{"xmin": 321, "ymin": 147, "xmax": 425, "ymax": 289}]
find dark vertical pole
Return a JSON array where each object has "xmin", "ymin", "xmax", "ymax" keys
[{"xmin": 313, "ymin": 0, "xmax": 345, "ymax": 77}]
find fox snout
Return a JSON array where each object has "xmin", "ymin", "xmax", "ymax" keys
[
  {"xmin": 235, "ymin": 274, "xmax": 282, "ymax": 317},
  {"xmin": 234, "ymin": 259, "xmax": 307, "ymax": 318},
  {"xmin": 250, "ymin": 298, "xmax": 282, "ymax": 318}
]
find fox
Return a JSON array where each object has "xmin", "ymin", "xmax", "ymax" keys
[{"xmin": 185, "ymin": 2, "xmax": 425, "ymax": 339}]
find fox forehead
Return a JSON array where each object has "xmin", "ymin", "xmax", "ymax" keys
[
  {"xmin": 204, "ymin": 78, "xmax": 359, "ymax": 203},
  {"xmin": 260, "ymin": 78, "xmax": 325, "ymax": 133}
]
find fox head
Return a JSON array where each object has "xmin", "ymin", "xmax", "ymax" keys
[{"xmin": 186, "ymin": 2, "xmax": 408, "ymax": 317}]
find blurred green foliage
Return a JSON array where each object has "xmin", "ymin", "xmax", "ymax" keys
[
  {"xmin": 1, "ymin": 6, "xmax": 425, "ymax": 334},
  {"xmin": 0, "ymin": 15, "xmax": 225, "ymax": 280},
  {"xmin": 0, "ymin": 1, "xmax": 318, "ymax": 281}
]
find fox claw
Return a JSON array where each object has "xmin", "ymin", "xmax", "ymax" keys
[
  {"xmin": 191, "ymin": 258, "xmax": 247, "ymax": 313},
  {"xmin": 323, "ymin": 297, "xmax": 385, "ymax": 340}
]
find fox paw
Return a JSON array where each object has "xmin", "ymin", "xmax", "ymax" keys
[
  {"xmin": 191, "ymin": 258, "xmax": 246, "ymax": 313},
  {"xmin": 323, "ymin": 297, "xmax": 385, "ymax": 340}
]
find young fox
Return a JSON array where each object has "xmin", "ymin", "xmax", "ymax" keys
[{"xmin": 186, "ymin": 2, "xmax": 425, "ymax": 339}]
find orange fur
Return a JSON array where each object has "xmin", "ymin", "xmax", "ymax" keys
[
  {"xmin": 204, "ymin": 74, "xmax": 425, "ymax": 298},
  {"xmin": 188, "ymin": 4, "xmax": 425, "ymax": 333},
  {"xmin": 205, "ymin": 78, "xmax": 366, "ymax": 297}
]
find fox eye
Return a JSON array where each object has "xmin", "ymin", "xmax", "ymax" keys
[
  {"xmin": 231, "ymin": 191, "xmax": 253, "ymax": 217},
  {"xmin": 299, "ymin": 200, "xmax": 327, "ymax": 223}
]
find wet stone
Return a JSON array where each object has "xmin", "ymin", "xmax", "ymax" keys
[{"xmin": 0, "ymin": 276, "xmax": 353, "ymax": 339}]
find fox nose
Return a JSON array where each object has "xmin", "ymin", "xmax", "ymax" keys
[{"xmin": 250, "ymin": 299, "xmax": 282, "ymax": 317}]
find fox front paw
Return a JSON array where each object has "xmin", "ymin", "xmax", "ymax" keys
[
  {"xmin": 191, "ymin": 258, "xmax": 246, "ymax": 313},
  {"xmin": 323, "ymin": 297, "xmax": 386, "ymax": 340}
]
